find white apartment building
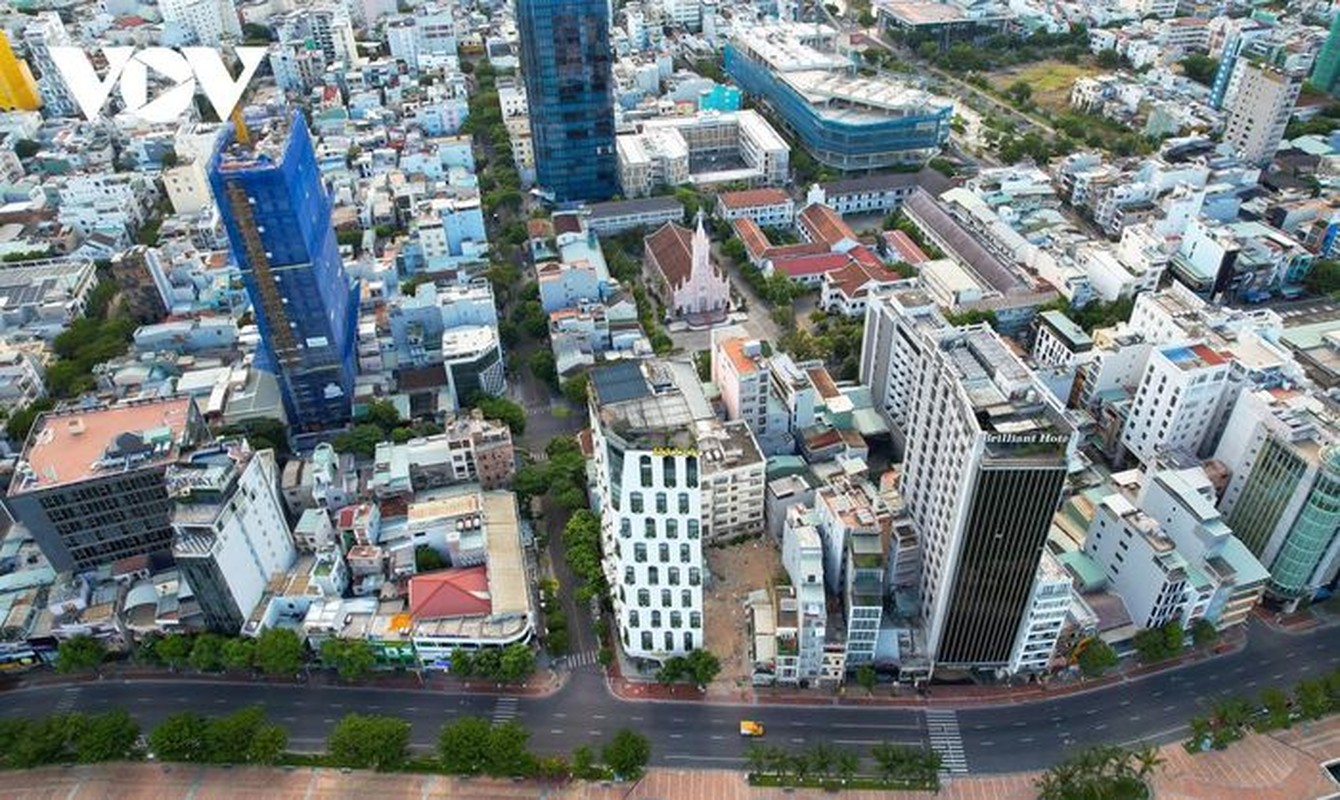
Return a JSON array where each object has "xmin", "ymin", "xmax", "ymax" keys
[
  {"xmin": 617, "ymin": 110, "xmax": 788, "ymax": 197},
  {"xmin": 859, "ymin": 288, "xmax": 947, "ymax": 452},
  {"xmin": 168, "ymin": 444, "xmax": 297, "ymax": 634},
  {"xmin": 1223, "ymin": 61, "xmax": 1303, "ymax": 166},
  {"xmin": 662, "ymin": 0, "xmax": 702, "ymax": 29},
  {"xmin": 1032, "ymin": 310, "xmax": 1093, "ymax": 369},
  {"xmin": 781, "ymin": 507, "xmax": 828, "ymax": 683},
  {"xmin": 715, "ymin": 188, "xmax": 795, "ymax": 228},
  {"xmin": 844, "ymin": 525, "xmax": 886, "ymax": 667},
  {"xmin": 55, "ymin": 174, "xmax": 159, "ymax": 237},
  {"xmin": 0, "ymin": 349, "xmax": 44, "ymax": 412},
  {"xmin": 1119, "ymin": 342, "xmax": 1232, "ymax": 467},
  {"xmin": 710, "ymin": 328, "xmax": 807, "ymax": 456},
  {"xmin": 589, "ymin": 360, "xmax": 709, "ymax": 663},
  {"xmin": 1008, "ymin": 551, "xmax": 1073, "ymax": 675},
  {"xmin": 1086, "ymin": 492, "xmax": 1211, "ymax": 631},
  {"xmin": 696, "ymin": 419, "xmax": 767, "ymax": 542},
  {"xmin": 22, "ymin": 13, "xmax": 75, "ymax": 116},
  {"xmin": 902, "ymin": 325, "xmax": 1077, "ymax": 672},
  {"xmin": 160, "ymin": 0, "xmax": 243, "ymax": 45},
  {"xmin": 1138, "ymin": 468, "xmax": 1269, "ymax": 630}
]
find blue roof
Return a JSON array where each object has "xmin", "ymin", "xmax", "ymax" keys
[{"xmin": 590, "ymin": 361, "xmax": 649, "ymax": 405}]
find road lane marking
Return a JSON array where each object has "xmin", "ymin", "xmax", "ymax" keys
[
  {"xmin": 1094, "ymin": 724, "xmax": 1107, "ymax": 731},
  {"xmin": 665, "ymin": 755, "xmax": 745, "ymax": 763}
]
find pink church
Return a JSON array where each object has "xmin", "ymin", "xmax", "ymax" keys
[{"xmin": 644, "ymin": 211, "xmax": 732, "ymax": 326}]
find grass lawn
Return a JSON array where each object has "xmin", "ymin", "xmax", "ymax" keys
[{"xmin": 988, "ymin": 60, "xmax": 1103, "ymax": 114}]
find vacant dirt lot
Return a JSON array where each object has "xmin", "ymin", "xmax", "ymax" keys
[
  {"xmin": 987, "ymin": 60, "xmax": 1103, "ymax": 114},
  {"xmin": 701, "ymin": 538, "xmax": 783, "ymax": 698}
]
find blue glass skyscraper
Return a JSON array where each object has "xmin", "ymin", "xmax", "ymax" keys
[
  {"xmin": 515, "ymin": 0, "xmax": 618, "ymax": 203},
  {"xmin": 208, "ymin": 111, "xmax": 358, "ymax": 430}
]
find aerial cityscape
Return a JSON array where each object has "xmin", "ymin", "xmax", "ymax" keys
[{"xmin": 0, "ymin": 0, "xmax": 1338, "ymax": 796}]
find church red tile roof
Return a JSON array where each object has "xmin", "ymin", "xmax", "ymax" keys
[{"xmin": 409, "ymin": 567, "xmax": 492, "ymax": 619}]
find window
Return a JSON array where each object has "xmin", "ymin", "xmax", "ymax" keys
[
  {"xmin": 668, "ymin": 567, "xmax": 680, "ymax": 585},
  {"xmin": 678, "ymin": 494, "xmax": 690, "ymax": 514},
  {"xmin": 651, "ymin": 610, "xmax": 662, "ymax": 628},
  {"xmin": 637, "ymin": 589, "xmax": 650, "ymax": 607},
  {"xmin": 680, "ymin": 543, "xmax": 690, "ymax": 561},
  {"xmin": 656, "ymin": 493, "xmax": 667, "ymax": 514},
  {"xmin": 670, "ymin": 611, "xmax": 682, "ymax": 628},
  {"xmin": 687, "ymin": 520, "xmax": 700, "ymax": 539},
  {"xmin": 641, "ymin": 631, "xmax": 653, "ymax": 651},
  {"xmin": 624, "ymin": 567, "xmax": 634, "ymax": 584},
  {"xmin": 640, "ymin": 455, "xmax": 653, "ymax": 486},
  {"xmin": 685, "ymin": 456, "xmax": 697, "ymax": 487},
  {"xmin": 683, "ymin": 632, "xmax": 693, "ymax": 651},
  {"xmin": 690, "ymin": 611, "xmax": 701, "ymax": 628},
  {"xmin": 648, "ymin": 566, "xmax": 659, "ymax": 585},
  {"xmin": 630, "ymin": 493, "xmax": 644, "ymax": 513},
  {"xmin": 681, "ymin": 590, "xmax": 692, "ymax": 607},
  {"xmin": 663, "ymin": 456, "xmax": 677, "ymax": 488},
  {"xmin": 661, "ymin": 589, "xmax": 672, "ymax": 606},
  {"xmin": 629, "ymin": 610, "xmax": 639, "ymax": 627},
  {"xmin": 620, "ymin": 518, "xmax": 631, "ymax": 538},
  {"xmin": 634, "ymin": 543, "xmax": 647, "ymax": 563},
  {"xmin": 665, "ymin": 632, "xmax": 675, "ymax": 651},
  {"xmin": 658, "ymin": 543, "xmax": 670, "ymax": 562},
  {"xmin": 644, "ymin": 518, "xmax": 655, "ymax": 538},
  {"xmin": 689, "ymin": 567, "xmax": 701, "ymax": 586},
  {"xmin": 666, "ymin": 519, "xmax": 678, "ymax": 539}
]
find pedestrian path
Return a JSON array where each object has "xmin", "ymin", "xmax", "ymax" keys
[
  {"xmin": 53, "ymin": 687, "xmax": 80, "ymax": 715},
  {"xmin": 924, "ymin": 708, "xmax": 968, "ymax": 774},
  {"xmin": 491, "ymin": 696, "xmax": 519, "ymax": 725},
  {"xmin": 568, "ymin": 650, "xmax": 600, "ymax": 669}
]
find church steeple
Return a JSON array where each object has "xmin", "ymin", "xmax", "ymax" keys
[{"xmin": 691, "ymin": 208, "xmax": 710, "ymax": 283}]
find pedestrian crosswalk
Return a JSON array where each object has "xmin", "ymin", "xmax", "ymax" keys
[
  {"xmin": 567, "ymin": 650, "xmax": 599, "ymax": 668},
  {"xmin": 924, "ymin": 708, "xmax": 968, "ymax": 774},
  {"xmin": 492, "ymin": 696, "xmax": 519, "ymax": 725},
  {"xmin": 53, "ymin": 688, "xmax": 80, "ymax": 715}
]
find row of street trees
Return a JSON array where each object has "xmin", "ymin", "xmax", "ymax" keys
[
  {"xmin": 1188, "ymin": 666, "xmax": 1340, "ymax": 751},
  {"xmin": 437, "ymin": 717, "xmax": 650, "ymax": 780},
  {"xmin": 745, "ymin": 742, "xmax": 940, "ymax": 789}
]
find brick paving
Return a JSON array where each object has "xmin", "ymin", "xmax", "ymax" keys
[{"xmin": 8, "ymin": 714, "xmax": 1340, "ymax": 800}]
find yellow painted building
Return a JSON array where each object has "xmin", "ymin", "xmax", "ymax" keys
[{"xmin": 0, "ymin": 30, "xmax": 40, "ymax": 111}]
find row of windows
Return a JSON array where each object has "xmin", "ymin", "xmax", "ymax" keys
[{"xmin": 627, "ymin": 610, "xmax": 701, "ymax": 629}]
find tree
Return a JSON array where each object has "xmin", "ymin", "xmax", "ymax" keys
[
  {"xmin": 561, "ymin": 372, "xmax": 589, "ymax": 405},
  {"xmin": 1006, "ymin": 80, "xmax": 1033, "ymax": 106},
  {"xmin": 1257, "ymin": 686, "xmax": 1292, "ymax": 731},
  {"xmin": 486, "ymin": 720, "xmax": 534, "ymax": 776},
  {"xmin": 415, "ymin": 545, "xmax": 446, "ymax": 573},
  {"xmin": 321, "ymin": 638, "xmax": 376, "ymax": 681},
  {"xmin": 327, "ymin": 714, "xmax": 411, "ymax": 771},
  {"xmin": 1191, "ymin": 619, "xmax": 1218, "ymax": 649},
  {"xmin": 222, "ymin": 637, "xmax": 256, "ymax": 671},
  {"xmin": 205, "ymin": 706, "xmax": 277, "ymax": 763},
  {"xmin": 1306, "ymin": 259, "xmax": 1340, "ymax": 297},
  {"xmin": 438, "ymin": 715, "xmax": 493, "ymax": 774},
  {"xmin": 685, "ymin": 648, "xmax": 722, "ymax": 685},
  {"xmin": 74, "ymin": 710, "xmax": 140, "ymax": 763},
  {"xmin": 602, "ymin": 729, "xmax": 651, "ymax": 779},
  {"xmin": 1095, "ymin": 48, "xmax": 1122, "ymax": 69},
  {"xmin": 254, "ymin": 627, "xmax": 304, "ymax": 675},
  {"xmin": 156, "ymin": 634, "xmax": 193, "ymax": 669},
  {"xmin": 1035, "ymin": 745, "xmax": 1151, "ymax": 800},
  {"xmin": 499, "ymin": 642, "xmax": 536, "ymax": 682},
  {"xmin": 572, "ymin": 744, "xmax": 599, "ymax": 779},
  {"xmin": 189, "ymin": 634, "xmax": 226, "ymax": 672},
  {"xmin": 56, "ymin": 635, "xmax": 105, "ymax": 673},
  {"xmin": 1077, "ymin": 639, "xmax": 1118, "ymax": 677},
  {"xmin": 529, "ymin": 350, "xmax": 558, "ymax": 389},
  {"xmin": 148, "ymin": 712, "xmax": 208, "ymax": 762},
  {"xmin": 331, "ymin": 423, "xmax": 385, "ymax": 458},
  {"xmin": 855, "ymin": 664, "xmax": 877, "ymax": 692},
  {"xmin": 473, "ymin": 396, "xmax": 526, "ymax": 434},
  {"xmin": 1295, "ymin": 678, "xmax": 1331, "ymax": 721},
  {"xmin": 1180, "ymin": 54, "xmax": 1219, "ymax": 86},
  {"xmin": 241, "ymin": 22, "xmax": 274, "ymax": 42}
]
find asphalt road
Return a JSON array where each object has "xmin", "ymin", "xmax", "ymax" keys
[{"xmin": 4, "ymin": 618, "xmax": 1338, "ymax": 773}]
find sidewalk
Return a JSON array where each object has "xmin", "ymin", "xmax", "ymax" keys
[
  {"xmin": 605, "ymin": 632, "xmax": 1245, "ymax": 708},
  {"xmin": 10, "ymin": 715, "xmax": 1340, "ymax": 800},
  {"xmin": 4, "ymin": 664, "xmax": 565, "ymax": 698}
]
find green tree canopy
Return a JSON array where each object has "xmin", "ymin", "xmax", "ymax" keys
[
  {"xmin": 602, "ymin": 729, "xmax": 651, "ymax": 779},
  {"xmin": 56, "ymin": 635, "xmax": 105, "ymax": 673},
  {"xmin": 327, "ymin": 714, "xmax": 411, "ymax": 771},
  {"xmin": 320, "ymin": 638, "xmax": 376, "ymax": 681},
  {"xmin": 254, "ymin": 627, "xmax": 305, "ymax": 675}
]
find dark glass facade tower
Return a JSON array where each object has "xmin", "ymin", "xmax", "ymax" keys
[
  {"xmin": 208, "ymin": 112, "xmax": 358, "ymax": 430},
  {"xmin": 515, "ymin": 0, "xmax": 618, "ymax": 203}
]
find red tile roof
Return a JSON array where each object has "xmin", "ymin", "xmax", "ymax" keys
[
  {"xmin": 732, "ymin": 218, "xmax": 771, "ymax": 260},
  {"xmin": 771, "ymin": 252, "xmax": 853, "ymax": 278},
  {"xmin": 849, "ymin": 244, "xmax": 882, "ymax": 268},
  {"xmin": 409, "ymin": 566, "xmax": 492, "ymax": 619},
  {"xmin": 825, "ymin": 260, "xmax": 891, "ymax": 299},
  {"xmin": 882, "ymin": 230, "xmax": 929, "ymax": 264},
  {"xmin": 645, "ymin": 222, "xmax": 695, "ymax": 286},
  {"xmin": 764, "ymin": 242, "xmax": 830, "ymax": 261},
  {"xmin": 1190, "ymin": 343, "xmax": 1228, "ymax": 367},
  {"xmin": 797, "ymin": 204, "xmax": 856, "ymax": 249},
  {"xmin": 553, "ymin": 213, "xmax": 583, "ymax": 236},
  {"xmin": 718, "ymin": 188, "xmax": 792, "ymax": 210}
]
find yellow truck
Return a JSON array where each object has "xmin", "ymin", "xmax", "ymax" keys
[{"xmin": 739, "ymin": 720, "xmax": 765, "ymax": 737}]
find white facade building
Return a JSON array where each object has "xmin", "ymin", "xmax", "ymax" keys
[{"xmin": 1119, "ymin": 342, "xmax": 1232, "ymax": 467}]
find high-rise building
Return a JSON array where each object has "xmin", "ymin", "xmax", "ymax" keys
[
  {"xmin": 901, "ymin": 326, "xmax": 1076, "ymax": 671},
  {"xmin": 587, "ymin": 359, "xmax": 716, "ymax": 663},
  {"xmin": 1214, "ymin": 388, "xmax": 1340, "ymax": 605},
  {"xmin": 1222, "ymin": 60, "xmax": 1302, "ymax": 166},
  {"xmin": 159, "ymin": 0, "xmax": 243, "ymax": 45},
  {"xmin": 515, "ymin": 0, "xmax": 618, "ymax": 202},
  {"xmin": 4, "ymin": 398, "xmax": 209, "ymax": 573},
  {"xmin": 859, "ymin": 288, "xmax": 947, "ymax": 455},
  {"xmin": 1119, "ymin": 342, "xmax": 1232, "ymax": 467},
  {"xmin": 167, "ymin": 443, "xmax": 295, "ymax": 633},
  {"xmin": 208, "ymin": 112, "xmax": 358, "ymax": 430},
  {"xmin": 0, "ymin": 30, "xmax": 40, "ymax": 111},
  {"xmin": 1312, "ymin": 13, "xmax": 1340, "ymax": 97},
  {"xmin": 22, "ymin": 13, "xmax": 74, "ymax": 116}
]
